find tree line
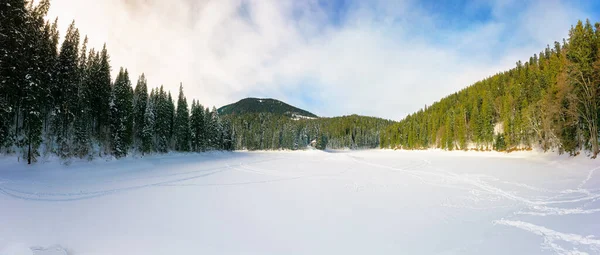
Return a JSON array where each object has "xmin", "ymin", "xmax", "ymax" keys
[
  {"xmin": 0, "ymin": 0, "xmax": 233, "ymax": 164},
  {"xmin": 380, "ymin": 19, "xmax": 600, "ymax": 158},
  {"xmin": 3, "ymin": 1, "xmax": 598, "ymax": 162},
  {"xmin": 225, "ymin": 113, "xmax": 393, "ymax": 150}
]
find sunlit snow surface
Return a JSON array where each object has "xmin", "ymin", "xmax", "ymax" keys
[{"xmin": 1, "ymin": 150, "xmax": 599, "ymax": 255}]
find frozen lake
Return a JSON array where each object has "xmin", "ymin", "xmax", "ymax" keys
[{"xmin": 1, "ymin": 150, "xmax": 599, "ymax": 255}]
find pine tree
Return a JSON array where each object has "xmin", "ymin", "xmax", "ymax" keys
[
  {"xmin": 190, "ymin": 101, "xmax": 205, "ymax": 152},
  {"xmin": 19, "ymin": 0, "xmax": 50, "ymax": 163},
  {"xmin": 211, "ymin": 106, "xmax": 223, "ymax": 149},
  {"xmin": 167, "ymin": 92, "xmax": 175, "ymax": 149},
  {"xmin": 316, "ymin": 133, "xmax": 328, "ymax": 150},
  {"xmin": 141, "ymin": 98, "xmax": 154, "ymax": 154},
  {"xmin": 41, "ymin": 18, "xmax": 59, "ymax": 136},
  {"xmin": 90, "ymin": 44, "xmax": 112, "ymax": 153},
  {"xmin": 174, "ymin": 84, "xmax": 190, "ymax": 151},
  {"xmin": 480, "ymin": 95, "xmax": 494, "ymax": 147},
  {"xmin": 123, "ymin": 70, "xmax": 134, "ymax": 148},
  {"xmin": 110, "ymin": 68, "xmax": 133, "ymax": 158},
  {"xmin": 0, "ymin": 0, "xmax": 29, "ymax": 152},
  {"xmin": 222, "ymin": 119, "xmax": 234, "ymax": 150},
  {"xmin": 132, "ymin": 73, "xmax": 148, "ymax": 150},
  {"xmin": 53, "ymin": 21, "xmax": 80, "ymax": 159},
  {"xmin": 205, "ymin": 107, "xmax": 216, "ymax": 149},
  {"xmin": 72, "ymin": 36, "xmax": 92, "ymax": 159},
  {"xmin": 455, "ymin": 108, "xmax": 467, "ymax": 150},
  {"xmin": 567, "ymin": 20, "xmax": 600, "ymax": 157},
  {"xmin": 154, "ymin": 86, "xmax": 170, "ymax": 152}
]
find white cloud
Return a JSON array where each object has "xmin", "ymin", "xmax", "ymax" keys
[{"xmin": 46, "ymin": 0, "xmax": 589, "ymax": 120}]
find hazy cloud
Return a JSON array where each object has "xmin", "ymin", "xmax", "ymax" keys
[{"xmin": 46, "ymin": 0, "xmax": 590, "ymax": 120}]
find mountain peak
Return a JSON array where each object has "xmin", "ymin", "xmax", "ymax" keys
[{"xmin": 217, "ymin": 98, "xmax": 318, "ymax": 118}]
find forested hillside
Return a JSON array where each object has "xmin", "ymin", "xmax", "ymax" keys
[
  {"xmin": 224, "ymin": 113, "xmax": 393, "ymax": 150},
  {"xmin": 218, "ymin": 98, "xmax": 318, "ymax": 118},
  {"xmin": 381, "ymin": 19, "xmax": 600, "ymax": 158},
  {"xmin": 219, "ymin": 98, "xmax": 393, "ymax": 150},
  {"xmin": 0, "ymin": 0, "xmax": 233, "ymax": 164}
]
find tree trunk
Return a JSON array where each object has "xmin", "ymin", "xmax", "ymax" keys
[{"xmin": 27, "ymin": 123, "xmax": 31, "ymax": 165}]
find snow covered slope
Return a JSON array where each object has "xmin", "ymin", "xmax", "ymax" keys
[{"xmin": 1, "ymin": 150, "xmax": 599, "ymax": 254}]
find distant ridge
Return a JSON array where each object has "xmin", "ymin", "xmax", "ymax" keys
[{"xmin": 217, "ymin": 98, "xmax": 318, "ymax": 118}]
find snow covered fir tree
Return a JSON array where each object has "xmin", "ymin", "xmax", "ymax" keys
[{"xmin": 0, "ymin": 0, "xmax": 233, "ymax": 164}]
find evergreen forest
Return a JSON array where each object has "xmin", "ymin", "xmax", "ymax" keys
[{"xmin": 2, "ymin": 0, "xmax": 600, "ymax": 163}]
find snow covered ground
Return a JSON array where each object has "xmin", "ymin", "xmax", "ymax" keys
[{"xmin": 0, "ymin": 150, "xmax": 599, "ymax": 255}]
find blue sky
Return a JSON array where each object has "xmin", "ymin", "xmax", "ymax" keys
[{"xmin": 48, "ymin": 0, "xmax": 600, "ymax": 120}]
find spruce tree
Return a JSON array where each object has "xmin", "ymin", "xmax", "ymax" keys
[
  {"xmin": 212, "ymin": 106, "xmax": 223, "ymax": 149},
  {"xmin": 167, "ymin": 92, "xmax": 175, "ymax": 149},
  {"xmin": 41, "ymin": 18, "xmax": 59, "ymax": 136},
  {"xmin": 54, "ymin": 21, "xmax": 80, "ymax": 158},
  {"xmin": 205, "ymin": 107, "xmax": 215, "ymax": 149},
  {"xmin": 0, "ymin": 0, "xmax": 29, "ymax": 151},
  {"xmin": 90, "ymin": 44, "xmax": 112, "ymax": 152},
  {"xmin": 110, "ymin": 68, "xmax": 133, "ymax": 158},
  {"xmin": 567, "ymin": 20, "xmax": 600, "ymax": 157},
  {"xmin": 72, "ymin": 36, "xmax": 92, "ymax": 159},
  {"xmin": 190, "ymin": 101, "xmax": 205, "ymax": 152},
  {"xmin": 19, "ymin": 0, "xmax": 50, "ymax": 163},
  {"xmin": 174, "ymin": 84, "xmax": 190, "ymax": 151},
  {"xmin": 133, "ymin": 73, "xmax": 148, "ymax": 150},
  {"xmin": 141, "ymin": 98, "xmax": 155, "ymax": 154},
  {"xmin": 222, "ymin": 119, "xmax": 234, "ymax": 151},
  {"xmin": 154, "ymin": 86, "xmax": 170, "ymax": 152}
]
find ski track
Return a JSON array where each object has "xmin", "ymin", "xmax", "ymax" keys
[
  {"xmin": 347, "ymin": 154, "xmax": 600, "ymax": 254},
  {"xmin": 0, "ymin": 169, "xmax": 228, "ymax": 202},
  {"xmin": 0, "ymin": 155, "xmax": 355, "ymax": 202},
  {"xmin": 494, "ymin": 219, "xmax": 600, "ymax": 255},
  {"xmin": 578, "ymin": 166, "xmax": 600, "ymax": 189},
  {"xmin": 0, "ymin": 156, "xmax": 287, "ymax": 202}
]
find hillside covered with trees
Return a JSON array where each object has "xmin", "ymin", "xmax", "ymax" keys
[
  {"xmin": 380, "ymin": 19, "xmax": 600, "ymax": 158},
  {"xmin": 224, "ymin": 112, "xmax": 393, "ymax": 150},
  {"xmin": 0, "ymin": 0, "xmax": 233, "ymax": 164},
  {"xmin": 218, "ymin": 98, "xmax": 318, "ymax": 119},
  {"xmin": 219, "ymin": 98, "xmax": 393, "ymax": 151}
]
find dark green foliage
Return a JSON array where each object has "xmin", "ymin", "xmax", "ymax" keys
[
  {"xmin": 90, "ymin": 45, "xmax": 112, "ymax": 147},
  {"xmin": 224, "ymin": 112, "xmax": 393, "ymax": 151},
  {"xmin": 221, "ymin": 119, "xmax": 234, "ymax": 151},
  {"xmin": 0, "ymin": 1, "xmax": 233, "ymax": 163},
  {"xmin": 174, "ymin": 84, "xmax": 190, "ymax": 151},
  {"xmin": 72, "ymin": 37, "xmax": 92, "ymax": 159},
  {"xmin": 54, "ymin": 21, "xmax": 80, "ymax": 158},
  {"xmin": 167, "ymin": 92, "xmax": 175, "ymax": 146},
  {"xmin": 380, "ymin": 19, "xmax": 600, "ymax": 157},
  {"xmin": 494, "ymin": 134, "xmax": 506, "ymax": 151},
  {"xmin": 110, "ymin": 68, "xmax": 133, "ymax": 158},
  {"xmin": 140, "ymin": 95, "xmax": 155, "ymax": 154},
  {"xmin": 150, "ymin": 86, "xmax": 172, "ymax": 153},
  {"xmin": 133, "ymin": 73, "xmax": 148, "ymax": 150},
  {"xmin": 1, "ymin": 0, "xmax": 52, "ymax": 162},
  {"xmin": 316, "ymin": 133, "xmax": 328, "ymax": 150},
  {"xmin": 0, "ymin": 0, "xmax": 28, "ymax": 151},
  {"xmin": 566, "ymin": 20, "xmax": 600, "ymax": 157},
  {"xmin": 218, "ymin": 98, "xmax": 318, "ymax": 118},
  {"xmin": 190, "ymin": 101, "xmax": 205, "ymax": 152}
]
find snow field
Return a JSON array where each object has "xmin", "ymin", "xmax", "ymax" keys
[{"xmin": 1, "ymin": 150, "xmax": 599, "ymax": 254}]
